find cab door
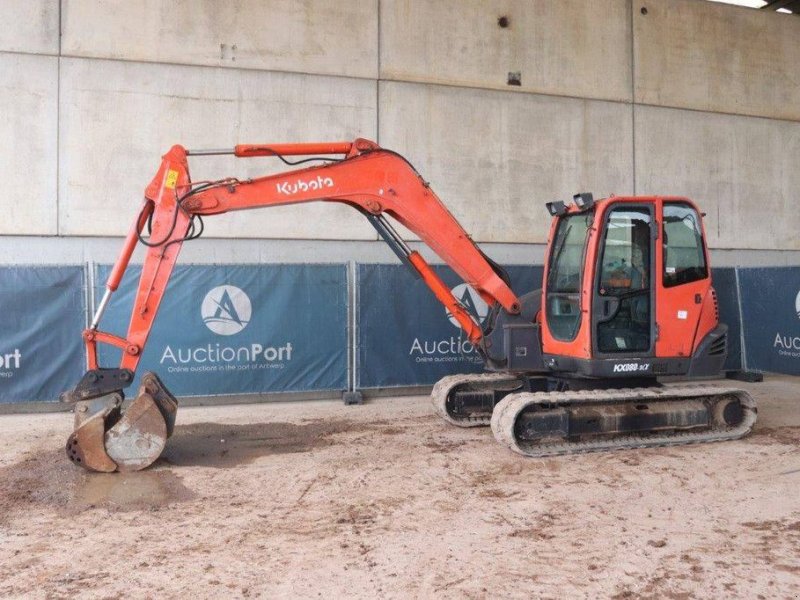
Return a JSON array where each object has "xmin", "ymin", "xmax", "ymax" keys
[
  {"xmin": 591, "ymin": 203, "xmax": 656, "ymax": 358},
  {"xmin": 655, "ymin": 201, "xmax": 711, "ymax": 358}
]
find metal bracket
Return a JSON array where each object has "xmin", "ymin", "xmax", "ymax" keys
[
  {"xmin": 342, "ymin": 390, "xmax": 363, "ymax": 405},
  {"xmin": 60, "ymin": 368, "xmax": 135, "ymax": 403}
]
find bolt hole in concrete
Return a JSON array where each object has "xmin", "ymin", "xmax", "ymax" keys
[
  {"xmin": 497, "ymin": 15, "xmax": 510, "ymax": 28},
  {"xmin": 641, "ymin": 6, "xmax": 648, "ymax": 14},
  {"xmin": 507, "ymin": 71, "xmax": 522, "ymax": 86}
]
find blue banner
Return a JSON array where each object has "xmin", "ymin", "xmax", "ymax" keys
[
  {"xmin": 0, "ymin": 266, "xmax": 86, "ymax": 403},
  {"xmin": 95, "ymin": 264, "xmax": 348, "ymax": 395},
  {"xmin": 357, "ymin": 264, "xmax": 543, "ymax": 388},
  {"xmin": 0, "ymin": 261, "xmax": 772, "ymax": 404},
  {"xmin": 738, "ymin": 267, "xmax": 800, "ymax": 375},
  {"xmin": 711, "ymin": 267, "xmax": 742, "ymax": 371},
  {"xmin": 357, "ymin": 264, "xmax": 743, "ymax": 388}
]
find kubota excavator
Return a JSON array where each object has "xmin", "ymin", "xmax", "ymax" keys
[{"xmin": 62, "ymin": 138, "xmax": 756, "ymax": 472}]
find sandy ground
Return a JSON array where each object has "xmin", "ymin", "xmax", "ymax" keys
[{"xmin": 0, "ymin": 376, "xmax": 799, "ymax": 599}]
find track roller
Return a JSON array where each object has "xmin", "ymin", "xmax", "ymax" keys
[
  {"xmin": 491, "ymin": 385, "xmax": 757, "ymax": 457},
  {"xmin": 431, "ymin": 372, "xmax": 524, "ymax": 427}
]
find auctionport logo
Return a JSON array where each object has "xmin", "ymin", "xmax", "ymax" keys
[
  {"xmin": 0, "ymin": 349, "xmax": 21, "ymax": 378},
  {"xmin": 201, "ymin": 285, "xmax": 251, "ymax": 336},
  {"xmin": 409, "ymin": 283, "xmax": 489, "ymax": 365},
  {"xmin": 160, "ymin": 284, "xmax": 292, "ymax": 373},
  {"xmin": 772, "ymin": 289, "xmax": 800, "ymax": 358},
  {"xmin": 445, "ymin": 283, "xmax": 489, "ymax": 328},
  {"xmin": 796, "ymin": 290, "xmax": 800, "ymax": 320}
]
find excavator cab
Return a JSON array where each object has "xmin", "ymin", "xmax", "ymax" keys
[{"xmin": 540, "ymin": 195, "xmax": 724, "ymax": 379}]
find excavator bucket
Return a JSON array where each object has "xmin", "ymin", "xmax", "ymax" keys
[
  {"xmin": 66, "ymin": 395, "xmax": 122, "ymax": 473},
  {"xmin": 65, "ymin": 372, "xmax": 178, "ymax": 472}
]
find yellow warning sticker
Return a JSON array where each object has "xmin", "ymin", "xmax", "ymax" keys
[{"xmin": 165, "ymin": 169, "xmax": 179, "ymax": 189}]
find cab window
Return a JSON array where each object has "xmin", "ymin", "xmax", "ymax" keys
[
  {"xmin": 596, "ymin": 207, "xmax": 652, "ymax": 353},
  {"xmin": 662, "ymin": 203, "xmax": 708, "ymax": 287},
  {"xmin": 545, "ymin": 211, "xmax": 592, "ymax": 342}
]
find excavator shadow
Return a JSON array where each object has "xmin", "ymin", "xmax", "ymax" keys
[
  {"xmin": 158, "ymin": 419, "xmax": 354, "ymax": 468},
  {"xmin": 0, "ymin": 447, "xmax": 193, "ymax": 517}
]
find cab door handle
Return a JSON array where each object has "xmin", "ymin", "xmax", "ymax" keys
[{"xmin": 597, "ymin": 297, "xmax": 620, "ymax": 322}]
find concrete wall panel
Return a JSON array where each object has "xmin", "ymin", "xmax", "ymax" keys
[
  {"xmin": 0, "ymin": 53, "xmax": 58, "ymax": 235},
  {"xmin": 58, "ymin": 58, "xmax": 377, "ymax": 239},
  {"xmin": 0, "ymin": 0, "xmax": 59, "ymax": 55},
  {"xmin": 635, "ymin": 105, "xmax": 800, "ymax": 250},
  {"xmin": 379, "ymin": 81, "xmax": 633, "ymax": 244},
  {"xmin": 380, "ymin": 0, "xmax": 631, "ymax": 102},
  {"xmin": 634, "ymin": 0, "xmax": 800, "ymax": 122},
  {"xmin": 61, "ymin": 0, "xmax": 378, "ymax": 79}
]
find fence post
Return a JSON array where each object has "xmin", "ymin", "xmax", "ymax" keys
[{"xmin": 342, "ymin": 260, "xmax": 363, "ymax": 405}]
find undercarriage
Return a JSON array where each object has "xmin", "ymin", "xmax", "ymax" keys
[{"xmin": 432, "ymin": 372, "xmax": 757, "ymax": 457}]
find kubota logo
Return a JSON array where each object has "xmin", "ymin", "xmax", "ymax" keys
[
  {"xmin": 201, "ymin": 285, "xmax": 251, "ymax": 336},
  {"xmin": 276, "ymin": 175, "xmax": 334, "ymax": 196},
  {"xmin": 446, "ymin": 284, "xmax": 489, "ymax": 328}
]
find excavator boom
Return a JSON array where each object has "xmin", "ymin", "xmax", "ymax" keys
[{"xmin": 63, "ymin": 139, "xmax": 522, "ymax": 471}]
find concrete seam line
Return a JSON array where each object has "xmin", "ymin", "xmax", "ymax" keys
[
  {"xmin": 55, "ymin": 52, "xmax": 378, "ymax": 84},
  {"xmin": 629, "ymin": 0, "xmax": 637, "ymax": 195}
]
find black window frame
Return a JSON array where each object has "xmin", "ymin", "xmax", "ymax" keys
[
  {"xmin": 661, "ymin": 202, "xmax": 709, "ymax": 289},
  {"xmin": 545, "ymin": 210, "xmax": 593, "ymax": 343},
  {"xmin": 592, "ymin": 203, "xmax": 656, "ymax": 356}
]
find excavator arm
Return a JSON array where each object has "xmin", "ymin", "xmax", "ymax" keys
[{"xmin": 63, "ymin": 138, "xmax": 523, "ymax": 472}]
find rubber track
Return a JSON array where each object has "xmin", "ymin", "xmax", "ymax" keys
[
  {"xmin": 491, "ymin": 385, "xmax": 757, "ymax": 457},
  {"xmin": 430, "ymin": 373, "xmax": 522, "ymax": 428}
]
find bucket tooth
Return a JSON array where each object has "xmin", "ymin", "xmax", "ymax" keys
[{"xmin": 104, "ymin": 393, "xmax": 169, "ymax": 472}]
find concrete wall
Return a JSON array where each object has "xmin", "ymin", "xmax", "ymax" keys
[
  {"xmin": 0, "ymin": 1, "xmax": 59, "ymax": 54},
  {"xmin": 61, "ymin": 0, "xmax": 378, "ymax": 78},
  {"xmin": 0, "ymin": 53, "xmax": 58, "ymax": 235},
  {"xmin": 58, "ymin": 57, "xmax": 377, "ymax": 239},
  {"xmin": 635, "ymin": 105, "xmax": 800, "ymax": 250},
  {"xmin": 634, "ymin": 0, "xmax": 800, "ymax": 122},
  {"xmin": 1, "ymin": 0, "xmax": 799, "ymax": 260},
  {"xmin": 380, "ymin": 0, "xmax": 632, "ymax": 102},
  {"xmin": 379, "ymin": 81, "xmax": 633, "ymax": 243}
]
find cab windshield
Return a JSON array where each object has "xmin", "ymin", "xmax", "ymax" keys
[{"xmin": 546, "ymin": 211, "xmax": 593, "ymax": 342}]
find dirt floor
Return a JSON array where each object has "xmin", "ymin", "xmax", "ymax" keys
[{"xmin": 0, "ymin": 376, "xmax": 799, "ymax": 599}]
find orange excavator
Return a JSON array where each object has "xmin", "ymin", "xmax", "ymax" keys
[{"xmin": 62, "ymin": 138, "xmax": 756, "ymax": 471}]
